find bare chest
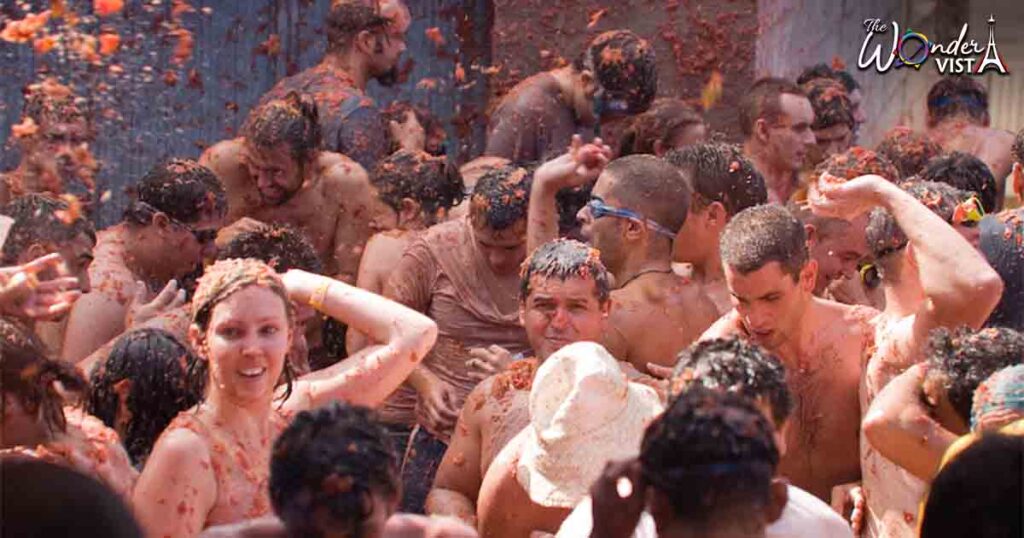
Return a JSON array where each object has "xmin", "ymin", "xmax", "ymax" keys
[{"xmin": 203, "ymin": 434, "xmax": 275, "ymax": 527}]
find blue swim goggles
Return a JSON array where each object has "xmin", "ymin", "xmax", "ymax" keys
[{"xmin": 585, "ymin": 197, "xmax": 678, "ymax": 238}]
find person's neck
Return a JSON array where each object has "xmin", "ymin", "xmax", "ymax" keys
[
  {"xmin": 615, "ymin": 250, "xmax": 673, "ymax": 289},
  {"xmin": 743, "ymin": 141, "xmax": 795, "ymax": 203},
  {"xmin": 120, "ymin": 224, "xmax": 174, "ymax": 289},
  {"xmin": 321, "ymin": 51, "xmax": 368, "ymax": 91},
  {"xmin": 692, "ymin": 247, "xmax": 725, "ymax": 283},
  {"xmin": 2, "ymin": 415, "xmax": 53, "ymax": 449},
  {"xmin": 882, "ymin": 272, "xmax": 924, "ymax": 319},
  {"xmin": 203, "ymin": 387, "xmax": 276, "ymax": 442},
  {"xmin": 551, "ymin": 66, "xmax": 590, "ymax": 125}
]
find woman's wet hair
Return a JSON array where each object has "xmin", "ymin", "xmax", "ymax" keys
[
  {"xmin": 801, "ymin": 78, "xmax": 853, "ymax": 131},
  {"xmin": 875, "ymin": 127, "xmax": 944, "ymax": 180},
  {"xmin": 641, "ymin": 386, "xmax": 778, "ymax": 525},
  {"xmin": 617, "ymin": 99, "xmax": 704, "ymax": 156},
  {"xmin": 925, "ymin": 326, "xmax": 1024, "ymax": 426},
  {"xmin": 672, "ymin": 337, "xmax": 792, "ymax": 429},
  {"xmin": 519, "ymin": 239, "xmax": 611, "ymax": 305},
  {"xmin": 87, "ymin": 329, "xmax": 204, "ymax": 467},
  {"xmin": 218, "ymin": 223, "xmax": 323, "ymax": 274},
  {"xmin": 665, "ymin": 143, "xmax": 767, "ymax": 216},
  {"xmin": 242, "ymin": 92, "xmax": 322, "ymax": 165},
  {"xmin": 927, "ymin": 76, "xmax": 989, "ymax": 128},
  {"xmin": 123, "ymin": 159, "xmax": 226, "ymax": 226},
  {"xmin": 0, "ymin": 317, "xmax": 87, "ymax": 436},
  {"xmin": 921, "ymin": 151, "xmax": 998, "ymax": 213},
  {"xmin": 469, "ymin": 164, "xmax": 532, "ymax": 231},
  {"xmin": 0, "ymin": 193, "xmax": 95, "ymax": 265},
  {"xmin": 270, "ymin": 402, "xmax": 400, "ymax": 538},
  {"xmin": 371, "ymin": 150, "xmax": 464, "ymax": 225}
]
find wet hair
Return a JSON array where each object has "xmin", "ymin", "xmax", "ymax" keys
[
  {"xmin": 604, "ymin": 154, "xmax": 691, "ymax": 234},
  {"xmin": 381, "ymin": 102, "xmax": 447, "ymax": 156},
  {"xmin": 640, "ymin": 386, "xmax": 778, "ymax": 525},
  {"xmin": 665, "ymin": 143, "xmax": 768, "ymax": 216},
  {"xmin": 815, "ymin": 146, "xmax": 899, "ymax": 182},
  {"xmin": 218, "ymin": 223, "xmax": 323, "ymax": 274},
  {"xmin": 21, "ymin": 78, "xmax": 91, "ymax": 133},
  {"xmin": 671, "ymin": 337, "xmax": 792, "ymax": 428},
  {"xmin": 573, "ymin": 30, "xmax": 658, "ymax": 115},
  {"xmin": 927, "ymin": 77, "xmax": 989, "ymax": 127},
  {"xmin": 617, "ymin": 99, "xmax": 704, "ymax": 156},
  {"xmin": 795, "ymin": 63, "xmax": 860, "ymax": 92},
  {"xmin": 738, "ymin": 77, "xmax": 806, "ymax": 138},
  {"xmin": 0, "ymin": 317, "xmax": 87, "ymax": 436},
  {"xmin": 1013, "ymin": 128, "xmax": 1024, "ymax": 165},
  {"xmin": 123, "ymin": 159, "xmax": 227, "ymax": 226},
  {"xmin": 270, "ymin": 402, "xmax": 400, "ymax": 538},
  {"xmin": 519, "ymin": 239, "xmax": 611, "ymax": 305},
  {"xmin": 800, "ymin": 78, "xmax": 853, "ymax": 131},
  {"xmin": 87, "ymin": 329, "xmax": 204, "ymax": 467},
  {"xmin": 242, "ymin": 92, "xmax": 322, "ymax": 165},
  {"xmin": 865, "ymin": 181, "xmax": 967, "ymax": 279},
  {"xmin": 980, "ymin": 211, "xmax": 1024, "ymax": 332},
  {"xmin": 925, "ymin": 327, "xmax": 1024, "ymax": 426},
  {"xmin": 920, "ymin": 433, "xmax": 1022, "ymax": 538},
  {"xmin": 0, "ymin": 193, "xmax": 95, "ymax": 265},
  {"xmin": 875, "ymin": 127, "xmax": 944, "ymax": 180},
  {"xmin": 920, "ymin": 152, "xmax": 998, "ymax": 214},
  {"xmin": 371, "ymin": 150, "xmax": 464, "ymax": 225},
  {"xmin": 469, "ymin": 164, "xmax": 532, "ymax": 231},
  {"xmin": 720, "ymin": 205, "xmax": 808, "ymax": 280},
  {"xmin": 971, "ymin": 364, "xmax": 1024, "ymax": 430},
  {"xmin": 1, "ymin": 457, "xmax": 143, "ymax": 538},
  {"xmin": 326, "ymin": 0, "xmax": 394, "ymax": 53}
]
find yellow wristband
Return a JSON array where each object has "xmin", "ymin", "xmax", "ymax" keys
[{"xmin": 309, "ymin": 281, "xmax": 331, "ymax": 311}]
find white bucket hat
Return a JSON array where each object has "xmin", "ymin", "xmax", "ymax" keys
[{"xmin": 515, "ymin": 341, "xmax": 664, "ymax": 508}]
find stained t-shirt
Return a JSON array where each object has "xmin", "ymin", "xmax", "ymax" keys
[
  {"xmin": 260, "ymin": 63, "xmax": 388, "ymax": 171},
  {"xmin": 485, "ymin": 73, "xmax": 591, "ymax": 163}
]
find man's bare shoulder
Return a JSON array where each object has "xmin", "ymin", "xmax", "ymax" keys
[
  {"xmin": 699, "ymin": 309, "xmax": 744, "ymax": 341},
  {"xmin": 200, "ymin": 139, "xmax": 247, "ymax": 185},
  {"xmin": 319, "ymin": 152, "xmax": 369, "ymax": 188},
  {"xmin": 815, "ymin": 298, "xmax": 881, "ymax": 331}
]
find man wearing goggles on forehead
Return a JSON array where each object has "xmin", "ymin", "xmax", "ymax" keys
[
  {"xmin": 528, "ymin": 136, "xmax": 719, "ymax": 374},
  {"xmin": 485, "ymin": 30, "xmax": 657, "ymax": 163},
  {"xmin": 259, "ymin": 0, "xmax": 420, "ymax": 172}
]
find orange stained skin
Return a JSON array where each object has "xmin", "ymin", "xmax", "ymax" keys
[
  {"xmin": 426, "ymin": 360, "xmax": 537, "ymax": 525},
  {"xmin": 356, "ymin": 229, "xmax": 422, "ymax": 297},
  {"xmin": 476, "ymin": 431, "xmax": 572, "ymax": 538},
  {"xmin": 929, "ymin": 120, "xmax": 1016, "ymax": 191},
  {"xmin": 200, "ymin": 138, "xmax": 381, "ymax": 283},
  {"xmin": 702, "ymin": 298, "xmax": 878, "ymax": 501},
  {"xmin": 604, "ymin": 272, "xmax": 720, "ymax": 373},
  {"xmin": 1, "ymin": 407, "xmax": 138, "ymax": 500}
]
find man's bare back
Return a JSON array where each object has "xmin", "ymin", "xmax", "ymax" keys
[
  {"xmin": 930, "ymin": 121, "xmax": 1015, "ymax": 186},
  {"xmin": 702, "ymin": 298, "xmax": 877, "ymax": 500},
  {"xmin": 201, "ymin": 139, "xmax": 378, "ymax": 282},
  {"xmin": 606, "ymin": 273, "xmax": 720, "ymax": 372}
]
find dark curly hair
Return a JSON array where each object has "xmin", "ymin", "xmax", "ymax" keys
[
  {"xmin": 720, "ymin": 205, "xmax": 808, "ymax": 280},
  {"xmin": 796, "ymin": 63, "xmax": 860, "ymax": 92},
  {"xmin": 325, "ymin": 0, "xmax": 394, "ymax": 53},
  {"xmin": 87, "ymin": 329, "xmax": 204, "ymax": 467},
  {"xmin": 671, "ymin": 337, "xmax": 792, "ymax": 428},
  {"xmin": 519, "ymin": 239, "xmax": 611, "ymax": 305},
  {"xmin": 801, "ymin": 78, "xmax": 853, "ymax": 131},
  {"xmin": 270, "ymin": 402, "xmax": 399, "ymax": 538},
  {"xmin": 573, "ymin": 30, "xmax": 657, "ymax": 116},
  {"xmin": 371, "ymin": 150, "xmax": 464, "ymax": 226},
  {"xmin": 641, "ymin": 386, "xmax": 778, "ymax": 524},
  {"xmin": 875, "ymin": 127, "xmax": 944, "ymax": 180},
  {"xmin": 218, "ymin": 223, "xmax": 323, "ymax": 274},
  {"xmin": 617, "ymin": 99, "xmax": 704, "ymax": 157},
  {"xmin": 925, "ymin": 326, "xmax": 1024, "ymax": 426},
  {"xmin": 1, "ymin": 194, "xmax": 95, "ymax": 265},
  {"xmin": 927, "ymin": 77, "xmax": 989, "ymax": 128},
  {"xmin": 242, "ymin": 91, "xmax": 323, "ymax": 165},
  {"xmin": 0, "ymin": 317, "xmax": 87, "ymax": 436},
  {"xmin": 123, "ymin": 159, "xmax": 227, "ymax": 226},
  {"xmin": 469, "ymin": 164, "xmax": 532, "ymax": 231},
  {"xmin": 920, "ymin": 151, "xmax": 998, "ymax": 214},
  {"xmin": 815, "ymin": 146, "xmax": 899, "ymax": 182},
  {"xmin": 666, "ymin": 143, "xmax": 768, "ymax": 216}
]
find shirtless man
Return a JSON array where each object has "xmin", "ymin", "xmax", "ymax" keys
[
  {"xmin": 379, "ymin": 164, "xmax": 534, "ymax": 512},
  {"xmin": 61, "ymin": 159, "xmax": 225, "ymax": 363},
  {"xmin": 426, "ymin": 239, "xmax": 611, "ymax": 524},
  {"xmin": 1, "ymin": 79, "xmax": 98, "ymax": 205},
  {"xmin": 740, "ymin": 78, "xmax": 816, "ymax": 203},
  {"xmin": 202, "ymin": 92, "xmax": 393, "ymax": 283},
  {"xmin": 259, "ymin": 0, "xmax": 419, "ymax": 171},
  {"xmin": 810, "ymin": 176, "xmax": 1002, "ymax": 537},
  {"xmin": 925, "ymin": 77, "xmax": 1015, "ymax": 206},
  {"xmin": 665, "ymin": 143, "xmax": 768, "ymax": 314},
  {"xmin": 529, "ymin": 145, "xmax": 718, "ymax": 372},
  {"xmin": 485, "ymin": 30, "xmax": 657, "ymax": 162},
  {"xmin": 700, "ymin": 204, "xmax": 877, "ymax": 500}
]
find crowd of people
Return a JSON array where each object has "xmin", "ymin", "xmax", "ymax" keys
[{"xmin": 1, "ymin": 1, "xmax": 1023, "ymax": 537}]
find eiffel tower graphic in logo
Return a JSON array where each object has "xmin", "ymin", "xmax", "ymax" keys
[{"xmin": 975, "ymin": 14, "xmax": 1009, "ymax": 75}]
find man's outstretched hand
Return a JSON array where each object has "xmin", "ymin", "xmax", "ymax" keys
[{"xmin": 534, "ymin": 135, "xmax": 613, "ymax": 191}]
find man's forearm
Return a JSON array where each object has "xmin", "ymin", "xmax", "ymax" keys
[{"xmin": 527, "ymin": 177, "xmax": 562, "ymax": 254}]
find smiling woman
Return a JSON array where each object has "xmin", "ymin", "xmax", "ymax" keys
[{"xmin": 131, "ymin": 258, "xmax": 437, "ymax": 537}]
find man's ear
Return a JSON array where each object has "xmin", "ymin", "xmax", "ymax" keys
[
  {"xmin": 705, "ymin": 201, "xmax": 728, "ymax": 230},
  {"xmin": 804, "ymin": 223, "xmax": 818, "ymax": 248},
  {"xmin": 799, "ymin": 260, "xmax": 818, "ymax": 292},
  {"xmin": 599, "ymin": 298, "xmax": 611, "ymax": 318},
  {"xmin": 579, "ymin": 70, "xmax": 596, "ymax": 99},
  {"xmin": 399, "ymin": 198, "xmax": 421, "ymax": 224},
  {"xmin": 652, "ymin": 139, "xmax": 667, "ymax": 157},
  {"xmin": 188, "ymin": 324, "xmax": 206, "ymax": 356},
  {"xmin": 518, "ymin": 302, "xmax": 527, "ymax": 327},
  {"xmin": 766, "ymin": 479, "xmax": 789, "ymax": 524},
  {"xmin": 354, "ymin": 29, "xmax": 376, "ymax": 55},
  {"xmin": 152, "ymin": 212, "xmax": 172, "ymax": 230},
  {"xmin": 754, "ymin": 117, "xmax": 771, "ymax": 144},
  {"xmin": 24, "ymin": 242, "xmax": 49, "ymax": 263},
  {"xmin": 623, "ymin": 219, "xmax": 645, "ymax": 242}
]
